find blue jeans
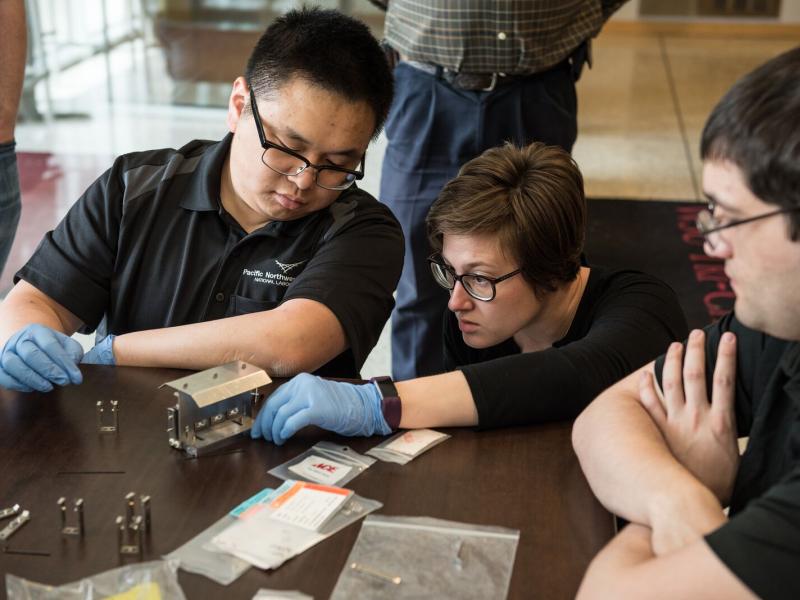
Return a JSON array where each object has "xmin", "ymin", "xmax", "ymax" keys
[
  {"xmin": 0, "ymin": 140, "xmax": 21, "ymax": 278},
  {"xmin": 381, "ymin": 62, "xmax": 578, "ymax": 380}
]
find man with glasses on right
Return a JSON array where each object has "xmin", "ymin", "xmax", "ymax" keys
[{"xmin": 573, "ymin": 47, "xmax": 800, "ymax": 599}]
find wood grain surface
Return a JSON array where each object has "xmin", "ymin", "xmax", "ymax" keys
[{"xmin": 0, "ymin": 365, "xmax": 613, "ymax": 599}]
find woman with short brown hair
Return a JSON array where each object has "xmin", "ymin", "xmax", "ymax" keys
[{"xmin": 251, "ymin": 143, "xmax": 688, "ymax": 443}]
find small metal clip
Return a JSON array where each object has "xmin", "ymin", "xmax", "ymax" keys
[
  {"xmin": 57, "ymin": 497, "xmax": 84, "ymax": 536},
  {"xmin": 124, "ymin": 492, "xmax": 136, "ymax": 525},
  {"xmin": 350, "ymin": 562, "xmax": 402, "ymax": 585},
  {"xmin": 116, "ymin": 515, "xmax": 143, "ymax": 556},
  {"xmin": 0, "ymin": 510, "xmax": 30, "ymax": 541},
  {"xmin": 96, "ymin": 400, "xmax": 119, "ymax": 433},
  {"xmin": 140, "ymin": 495, "xmax": 151, "ymax": 533},
  {"xmin": 0, "ymin": 504, "xmax": 20, "ymax": 520}
]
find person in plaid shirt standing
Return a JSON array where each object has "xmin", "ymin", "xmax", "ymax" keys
[{"xmin": 370, "ymin": 0, "xmax": 628, "ymax": 381}]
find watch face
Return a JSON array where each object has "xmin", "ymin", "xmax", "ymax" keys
[{"xmin": 372, "ymin": 377, "xmax": 397, "ymax": 399}]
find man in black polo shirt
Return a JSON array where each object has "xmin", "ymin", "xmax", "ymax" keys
[
  {"xmin": 0, "ymin": 8, "xmax": 403, "ymax": 392},
  {"xmin": 571, "ymin": 47, "xmax": 800, "ymax": 599}
]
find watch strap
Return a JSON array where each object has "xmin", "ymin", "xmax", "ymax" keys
[{"xmin": 370, "ymin": 375, "xmax": 402, "ymax": 430}]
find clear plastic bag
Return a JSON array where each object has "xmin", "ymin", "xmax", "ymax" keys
[
  {"xmin": 164, "ymin": 514, "xmax": 252, "ymax": 586},
  {"xmin": 330, "ymin": 516, "xmax": 519, "ymax": 599},
  {"xmin": 268, "ymin": 441, "xmax": 376, "ymax": 485},
  {"xmin": 365, "ymin": 429, "xmax": 450, "ymax": 465},
  {"xmin": 212, "ymin": 490, "xmax": 383, "ymax": 570},
  {"xmin": 6, "ymin": 559, "xmax": 186, "ymax": 600},
  {"xmin": 165, "ymin": 485, "xmax": 289, "ymax": 585}
]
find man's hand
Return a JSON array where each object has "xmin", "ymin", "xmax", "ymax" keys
[
  {"xmin": 638, "ymin": 330, "xmax": 740, "ymax": 505},
  {"xmin": 81, "ymin": 335, "xmax": 116, "ymax": 365},
  {"xmin": 0, "ymin": 324, "xmax": 84, "ymax": 392},
  {"xmin": 251, "ymin": 373, "xmax": 392, "ymax": 445}
]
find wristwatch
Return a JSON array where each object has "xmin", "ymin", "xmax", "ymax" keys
[{"xmin": 370, "ymin": 375, "xmax": 402, "ymax": 430}]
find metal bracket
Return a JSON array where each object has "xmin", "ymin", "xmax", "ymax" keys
[
  {"xmin": 116, "ymin": 515, "xmax": 143, "ymax": 556},
  {"xmin": 162, "ymin": 361, "xmax": 270, "ymax": 457},
  {"xmin": 140, "ymin": 495, "xmax": 151, "ymax": 532},
  {"xmin": 96, "ymin": 400, "xmax": 119, "ymax": 433},
  {"xmin": 0, "ymin": 510, "xmax": 30, "ymax": 541},
  {"xmin": 0, "ymin": 504, "xmax": 20, "ymax": 520},
  {"xmin": 117, "ymin": 491, "xmax": 151, "ymax": 556},
  {"xmin": 57, "ymin": 497, "xmax": 84, "ymax": 536}
]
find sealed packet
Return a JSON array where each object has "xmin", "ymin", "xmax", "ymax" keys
[
  {"xmin": 212, "ymin": 480, "xmax": 381, "ymax": 570},
  {"xmin": 366, "ymin": 429, "xmax": 450, "ymax": 465},
  {"xmin": 331, "ymin": 516, "xmax": 519, "ymax": 599},
  {"xmin": 269, "ymin": 441, "xmax": 376, "ymax": 485}
]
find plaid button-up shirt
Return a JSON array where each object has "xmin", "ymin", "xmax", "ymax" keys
[{"xmin": 373, "ymin": 0, "xmax": 627, "ymax": 75}]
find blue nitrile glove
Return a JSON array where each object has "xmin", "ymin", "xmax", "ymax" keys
[
  {"xmin": 251, "ymin": 372, "xmax": 392, "ymax": 445},
  {"xmin": 0, "ymin": 324, "xmax": 84, "ymax": 392},
  {"xmin": 81, "ymin": 335, "xmax": 116, "ymax": 365}
]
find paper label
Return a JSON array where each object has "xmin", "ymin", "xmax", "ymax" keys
[
  {"xmin": 270, "ymin": 482, "xmax": 352, "ymax": 531},
  {"xmin": 384, "ymin": 429, "xmax": 448, "ymax": 456},
  {"xmin": 288, "ymin": 454, "xmax": 353, "ymax": 485},
  {"xmin": 229, "ymin": 488, "xmax": 275, "ymax": 518}
]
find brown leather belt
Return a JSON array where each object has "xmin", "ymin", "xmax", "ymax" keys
[{"xmin": 403, "ymin": 60, "xmax": 523, "ymax": 92}]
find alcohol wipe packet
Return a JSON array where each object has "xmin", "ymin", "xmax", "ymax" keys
[
  {"xmin": 366, "ymin": 429, "xmax": 450, "ymax": 465},
  {"xmin": 269, "ymin": 441, "xmax": 376, "ymax": 486}
]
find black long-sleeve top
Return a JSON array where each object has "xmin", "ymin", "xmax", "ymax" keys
[{"xmin": 443, "ymin": 267, "xmax": 689, "ymax": 428}]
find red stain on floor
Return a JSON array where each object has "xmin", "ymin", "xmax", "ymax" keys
[{"xmin": 1, "ymin": 151, "xmax": 111, "ymax": 294}]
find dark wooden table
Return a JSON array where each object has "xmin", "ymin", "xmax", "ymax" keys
[{"xmin": 0, "ymin": 365, "xmax": 614, "ymax": 599}]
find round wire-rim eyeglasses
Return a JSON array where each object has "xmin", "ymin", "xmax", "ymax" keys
[{"xmin": 427, "ymin": 255, "xmax": 521, "ymax": 302}]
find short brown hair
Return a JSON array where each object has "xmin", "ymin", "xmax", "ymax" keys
[{"xmin": 426, "ymin": 142, "xmax": 586, "ymax": 295}]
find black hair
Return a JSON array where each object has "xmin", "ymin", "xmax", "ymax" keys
[
  {"xmin": 244, "ymin": 8, "xmax": 393, "ymax": 138},
  {"xmin": 701, "ymin": 46, "xmax": 800, "ymax": 238}
]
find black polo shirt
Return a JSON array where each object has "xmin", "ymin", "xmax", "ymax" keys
[
  {"xmin": 15, "ymin": 134, "xmax": 404, "ymax": 377},
  {"xmin": 655, "ymin": 313, "xmax": 800, "ymax": 600}
]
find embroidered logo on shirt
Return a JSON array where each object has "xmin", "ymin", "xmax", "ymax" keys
[
  {"xmin": 275, "ymin": 259, "xmax": 307, "ymax": 274},
  {"xmin": 242, "ymin": 259, "xmax": 307, "ymax": 288}
]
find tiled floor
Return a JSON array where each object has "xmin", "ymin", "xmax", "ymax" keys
[
  {"xmin": 572, "ymin": 31, "xmax": 797, "ymax": 200},
  {"xmin": 2, "ymin": 25, "xmax": 796, "ymax": 377}
]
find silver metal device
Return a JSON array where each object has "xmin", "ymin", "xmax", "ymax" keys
[
  {"xmin": 0, "ymin": 510, "xmax": 30, "ymax": 541},
  {"xmin": 162, "ymin": 361, "xmax": 271, "ymax": 457},
  {"xmin": 96, "ymin": 400, "xmax": 119, "ymax": 433},
  {"xmin": 57, "ymin": 497, "xmax": 84, "ymax": 536}
]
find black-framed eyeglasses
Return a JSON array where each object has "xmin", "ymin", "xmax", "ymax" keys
[
  {"xmin": 248, "ymin": 87, "xmax": 365, "ymax": 191},
  {"xmin": 696, "ymin": 203, "xmax": 800, "ymax": 249},
  {"xmin": 427, "ymin": 255, "xmax": 521, "ymax": 302}
]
